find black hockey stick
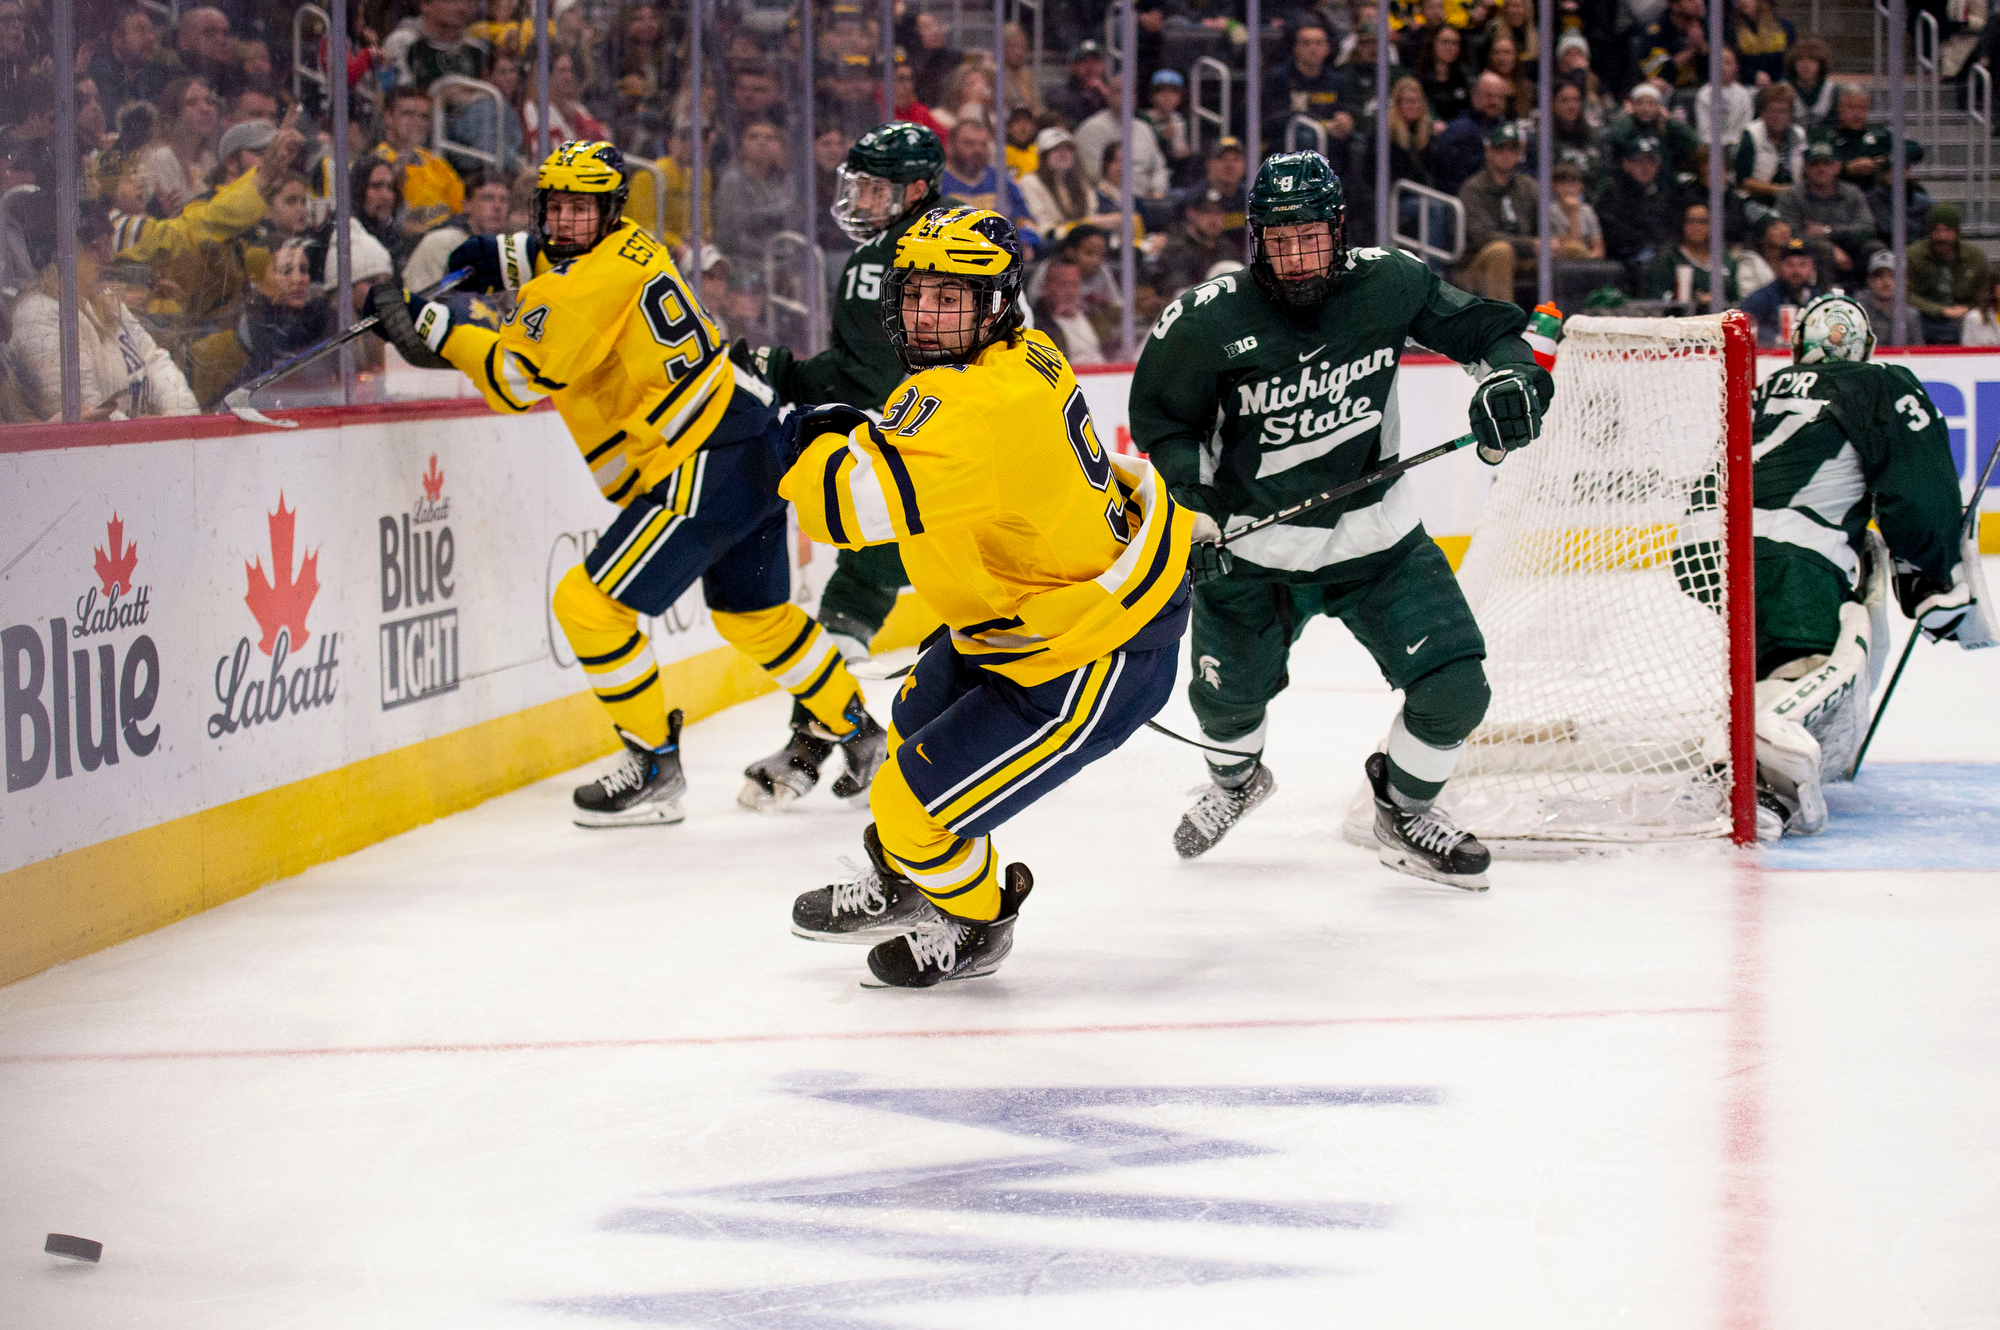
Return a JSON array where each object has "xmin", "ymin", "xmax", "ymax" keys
[
  {"xmin": 1218, "ymin": 432, "xmax": 1478, "ymax": 546},
  {"xmin": 1143, "ymin": 718, "xmax": 1262, "ymax": 758},
  {"xmin": 1851, "ymin": 433, "xmax": 2000, "ymax": 778},
  {"xmin": 223, "ymin": 266, "xmax": 474, "ymax": 428}
]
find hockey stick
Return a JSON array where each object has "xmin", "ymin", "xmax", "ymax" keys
[
  {"xmin": 1851, "ymin": 433, "xmax": 2000, "ymax": 778},
  {"xmin": 1143, "ymin": 718, "xmax": 1262, "ymax": 758},
  {"xmin": 222, "ymin": 266, "xmax": 474, "ymax": 429},
  {"xmin": 1218, "ymin": 432, "xmax": 1479, "ymax": 546}
]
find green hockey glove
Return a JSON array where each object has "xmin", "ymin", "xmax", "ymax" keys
[
  {"xmin": 1168, "ymin": 483, "xmax": 1226, "ymax": 517},
  {"xmin": 368, "ymin": 282, "xmax": 455, "ymax": 370},
  {"xmin": 1186, "ymin": 540, "xmax": 1235, "ymax": 585},
  {"xmin": 1469, "ymin": 367, "xmax": 1544, "ymax": 465},
  {"xmin": 729, "ymin": 339, "xmax": 795, "ymax": 400}
]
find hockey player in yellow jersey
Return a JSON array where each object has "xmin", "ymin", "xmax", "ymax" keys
[
  {"xmin": 368, "ymin": 141, "xmax": 887, "ymax": 827},
  {"xmin": 780, "ymin": 207, "xmax": 1195, "ymax": 987}
]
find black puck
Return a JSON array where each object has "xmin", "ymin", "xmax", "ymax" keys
[{"xmin": 45, "ymin": 1234, "xmax": 102, "ymax": 1263}]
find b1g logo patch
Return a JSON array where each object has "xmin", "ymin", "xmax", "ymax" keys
[{"xmin": 1224, "ymin": 336, "xmax": 1258, "ymax": 359}]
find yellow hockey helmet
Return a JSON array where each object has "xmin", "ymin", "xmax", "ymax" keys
[
  {"xmin": 534, "ymin": 140, "xmax": 629, "ymax": 260},
  {"xmin": 883, "ymin": 206, "xmax": 1025, "ymax": 369}
]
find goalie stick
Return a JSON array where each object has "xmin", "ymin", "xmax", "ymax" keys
[
  {"xmin": 223, "ymin": 267, "xmax": 473, "ymax": 429},
  {"xmin": 1851, "ymin": 432, "xmax": 2000, "ymax": 777}
]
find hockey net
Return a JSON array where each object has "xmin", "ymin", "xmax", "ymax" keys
[{"xmin": 1433, "ymin": 312, "xmax": 1757, "ymax": 849}]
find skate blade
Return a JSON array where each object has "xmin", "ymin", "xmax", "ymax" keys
[
  {"xmin": 859, "ymin": 969, "xmax": 997, "ymax": 989},
  {"xmin": 849, "ymin": 646, "xmax": 920, "ymax": 680},
  {"xmin": 572, "ymin": 799, "xmax": 686, "ymax": 829},
  {"xmin": 1377, "ymin": 847, "xmax": 1489, "ymax": 892},
  {"xmin": 738, "ymin": 780, "xmax": 802, "ymax": 814},
  {"xmin": 790, "ymin": 923, "xmax": 909, "ymax": 945}
]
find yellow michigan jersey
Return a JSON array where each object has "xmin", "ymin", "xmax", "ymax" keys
[
  {"xmin": 440, "ymin": 220, "xmax": 766, "ymax": 506},
  {"xmin": 780, "ymin": 329, "xmax": 1193, "ymax": 686}
]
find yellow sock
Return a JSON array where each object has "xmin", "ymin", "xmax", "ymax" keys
[
  {"xmin": 552, "ymin": 565, "xmax": 669, "ymax": 748},
  {"xmin": 870, "ymin": 753, "xmax": 1002, "ymax": 921},
  {"xmin": 712, "ymin": 604, "xmax": 862, "ymax": 736}
]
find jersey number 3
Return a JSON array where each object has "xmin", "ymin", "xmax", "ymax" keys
[{"xmin": 1063, "ymin": 387, "xmax": 1130, "ymax": 543}]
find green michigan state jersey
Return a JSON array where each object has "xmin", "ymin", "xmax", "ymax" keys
[
  {"xmin": 1129, "ymin": 246, "xmax": 1545, "ymax": 576},
  {"xmin": 779, "ymin": 199, "xmax": 952, "ymax": 410},
  {"xmin": 1752, "ymin": 359, "xmax": 1961, "ymax": 588}
]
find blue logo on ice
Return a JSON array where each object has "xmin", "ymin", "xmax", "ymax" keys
[{"xmin": 549, "ymin": 1079, "xmax": 1440, "ymax": 1325}]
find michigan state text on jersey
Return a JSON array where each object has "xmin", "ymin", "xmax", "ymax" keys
[
  {"xmin": 1130, "ymin": 151, "xmax": 1552, "ymax": 887},
  {"xmin": 370, "ymin": 140, "xmax": 887, "ymax": 827}
]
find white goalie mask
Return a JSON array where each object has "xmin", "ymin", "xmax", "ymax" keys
[{"xmin": 1793, "ymin": 293, "xmax": 1876, "ymax": 366}]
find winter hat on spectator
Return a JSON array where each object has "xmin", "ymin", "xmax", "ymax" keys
[
  {"xmin": 1620, "ymin": 135, "xmax": 1663, "ymax": 161},
  {"xmin": 217, "ymin": 118, "xmax": 277, "ymax": 164},
  {"xmin": 1556, "ymin": 31, "xmax": 1589, "ymax": 60},
  {"xmin": 1868, "ymin": 249, "xmax": 1897, "ymax": 273},
  {"xmin": 1185, "ymin": 188, "xmax": 1226, "ymax": 214},
  {"xmin": 1926, "ymin": 203, "xmax": 1963, "ymax": 232},
  {"xmin": 1487, "ymin": 123, "xmax": 1524, "ymax": 148},
  {"xmin": 1628, "ymin": 82, "xmax": 1664, "ymax": 105},
  {"xmin": 1034, "ymin": 126, "xmax": 1073, "ymax": 153}
]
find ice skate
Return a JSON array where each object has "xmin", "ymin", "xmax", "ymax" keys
[
  {"xmin": 573, "ymin": 712, "xmax": 686, "ymax": 828},
  {"xmin": 863, "ymin": 862, "xmax": 1033, "ymax": 988},
  {"xmin": 829, "ymin": 703, "xmax": 888, "ymax": 799},
  {"xmin": 792, "ymin": 824, "xmax": 933, "ymax": 943},
  {"xmin": 1365, "ymin": 752, "xmax": 1489, "ymax": 890},
  {"xmin": 1173, "ymin": 762, "xmax": 1276, "ymax": 859},
  {"xmin": 739, "ymin": 724, "xmax": 836, "ymax": 812}
]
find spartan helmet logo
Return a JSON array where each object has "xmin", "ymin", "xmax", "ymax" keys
[{"xmin": 1278, "ymin": 176, "xmax": 1295, "ymax": 192}]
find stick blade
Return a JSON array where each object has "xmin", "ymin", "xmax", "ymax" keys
[
  {"xmin": 224, "ymin": 391, "xmax": 298, "ymax": 430},
  {"xmin": 45, "ymin": 1233, "xmax": 102, "ymax": 1263}
]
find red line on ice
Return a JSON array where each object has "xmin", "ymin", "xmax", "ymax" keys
[
  {"xmin": 0, "ymin": 1004, "xmax": 1723, "ymax": 1065},
  {"xmin": 1719, "ymin": 858, "xmax": 1771, "ymax": 1330}
]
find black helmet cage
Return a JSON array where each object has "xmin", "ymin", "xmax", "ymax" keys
[
  {"xmin": 1250, "ymin": 213, "xmax": 1346, "ymax": 310},
  {"xmin": 881, "ymin": 266, "xmax": 1024, "ymax": 370},
  {"xmin": 534, "ymin": 176, "xmax": 631, "ymax": 261}
]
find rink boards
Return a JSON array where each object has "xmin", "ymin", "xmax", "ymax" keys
[{"xmin": 4, "ymin": 349, "xmax": 1999, "ymax": 984}]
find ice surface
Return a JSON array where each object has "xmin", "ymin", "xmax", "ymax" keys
[{"xmin": 2, "ymin": 576, "xmax": 1997, "ymax": 1329}]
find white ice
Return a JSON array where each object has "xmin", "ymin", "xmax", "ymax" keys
[{"xmin": 3, "ymin": 574, "xmax": 1998, "ymax": 1330}]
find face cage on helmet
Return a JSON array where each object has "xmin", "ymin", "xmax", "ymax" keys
[
  {"xmin": 1249, "ymin": 218, "xmax": 1346, "ymax": 309},
  {"xmin": 830, "ymin": 164, "xmax": 924, "ymax": 244},
  {"xmin": 1793, "ymin": 299, "xmax": 1875, "ymax": 366},
  {"xmin": 535, "ymin": 185, "xmax": 626, "ymax": 261},
  {"xmin": 880, "ymin": 267, "xmax": 1020, "ymax": 369}
]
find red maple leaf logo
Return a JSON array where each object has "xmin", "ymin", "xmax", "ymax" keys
[
  {"xmin": 243, "ymin": 493, "xmax": 320, "ymax": 656},
  {"xmin": 421, "ymin": 454, "xmax": 445, "ymax": 502},
  {"xmin": 93, "ymin": 512, "xmax": 138, "ymax": 596}
]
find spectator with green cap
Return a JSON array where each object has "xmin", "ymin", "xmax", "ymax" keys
[
  {"xmin": 1600, "ymin": 135, "xmax": 1679, "ymax": 284},
  {"xmin": 1605, "ymin": 81, "xmax": 1697, "ymax": 181},
  {"xmin": 1904, "ymin": 203, "xmax": 1991, "ymax": 345},
  {"xmin": 1454, "ymin": 120, "xmax": 1538, "ymax": 300}
]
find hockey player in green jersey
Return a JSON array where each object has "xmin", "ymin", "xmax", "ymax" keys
[
  {"xmin": 734, "ymin": 122, "xmax": 953, "ymax": 811},
  {"xmin": 1129, "ymin": 151, "xmax": 1553, "ymax": 888},
  {"xmin": 1747, "ymin": 292, "xmax": 1992, "ymax": 837}
]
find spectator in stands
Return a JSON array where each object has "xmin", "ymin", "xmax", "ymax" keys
[
  {"xmin": 1416, "ymin": 23, "xmax": 1473, "ymax": 127},
  {"xmin": 1783, "ymin": 38, "xmax": 1836, "ymax": 127},
  {"xmin": 1018, "ymin": 128, "xmax": 1095, "ymax": 242},
  {"xmin": 1644, "ymin": 202, "xmax": 1737, "ymax": 308},
  {"xmin": 1548, "ymin": 161, "xmax": 1604, "ymax": 259},
  {"xmin": 1631, "ymin": 0, "xmax": 1708, "ymax": 91},
  {"xmin": 1777, "ymin": 141, "xmax": 1875, "ymax": 285},
  {"xmin": 1074, "ymin": 76, "xmax": 1170, "ymax": 198},
  {"xmin": 1905, "ymin": 203, "xmax": 1991, "ymax": 345},
  {"xmin": 1961, "ymin": 267, "xmax": 2000, "ymax": 348},
  {"xmin": 1198, "ymin": 136, "xmax": 1248, "ymax": 241},
  {"xmin": 404, "ymin": 170, "xmax": 510, "ymax": 290},
  {"xmin": 1735, "ymin": 215, "xmax": 1789, "ymax": 293},
  {"xmin": 811, "ymin": 123, "xmax": 852, "ymax": 257},
  {"xmin": 1740, "ymin": 236, "xmax": 1819, "ymax": 347},
  {"xmin": 1600, "ymin": 136, "xmax": 1678, "ymax": 282},
  {"xmin": 213, "ymin": 117, "xmax": 275, "ymax": 188},
  {"xmin": 939, "ymin": 121, "xmax": 1040, "ymax": 251},
  {"xmin": 1479, "ymin": 0, "xmax": 1539, "ymax": 79},
  {"xmin": 232, "ymin": 238, "xmax": 336, "ymax": 394},
  {"xmin": 88, "ymin": 6, "xmax": 179, "ymax": 115},
  {"xmin": 227, "ymin": 83, "xmax": 284, "ymax": 132},
  {"xmin": 0, "ymin": 0, "xmax": 30, "ymax": 109},
  {"xmin": 1042, "ymin": 222, "xmax": 1122, "ymax": 329},
  {"xmin": 695, "ymin": 245, "xmax": 733, "ymax": 339},
  {"xmin": 1856, "ymin": 250, "xmax": 1924, "ymax": 348},
  {"xmin": 825, "ymin": 54, "xmax": 887, "ymax": 141},
  {"xmin": 1336, "ymin": 17, "xmax": 1393, "ymax": 133},
  {"xmin": 1033, "ymin": 254, "xmax": 1104, "ymax": 365},
  {"xmin": 1153, "ymin": 189, "xmax": 1235, "ymax": 296},
  {"xmin": 136, "ymin": 77, "xmax": 221, "ymax": 215},
  {"xmin": 903, "ymin": 10, "xmax": 958, "ymax": 107},
  {"xmin": 1729, "ymin": 0, "xmax": 1795, "ymax": 85},
  {"xmin": 1384, "ymin": 76, "xmax": 1437, "ymax": 188},
  {"xmin": 896, "ymin": 56, "xmax": 949, "ymax": 141},
  {"xmin": 1432, "ymin": 70, "xmax": 1511, "ymax": 194},
  {"xmin": 1696, "ymin": 47, "xmax": 1755, "ymax": 148},
  {"xmin": 351, "ymin": 157, "xmax": 407, "ymax": 269},
  {"xmin": 1003, "ymin": 107, "xmax": 1039, "ymax": 177},
  {"xmin": 523, "ymin": 49, "xmax": 609, "ymax": 145},
  {"xmin": 1734, "ymin": 81, "xmax": 1805, "ymax": 228},
  {"xmin": 1481, "ymin": 32, "xmax": 1533, "ymax": 119},
  {"xmin": 1047, "ymin": 41, "xmax": 1111, "ymax": 128},
  {"xmin": 715, "ymin": 118, "xmax": 795, "ymax": 271},
  {"xmin": 595, "ymin": 4, "xmax": 670, "ymax": 139},
  {"xmin": 12, "ymin": 194, "xmax": 198, "ymax": 421},
  {"xmin": 173, "ymin": 6, "xmax": 242, "ymax": 100},
  {"xmin": 936, "ymin": 58, "xmax": 998, "ymax": 135},
  {"xmin": 1146, "ymin": 70, "xmax": 1194, "ymax": 183},
  {"xmin": 386, "ymin": 0, "xmax": 491, "ymax": 90},
  {"xmin": 376, "ymin": 86, "xmax": 466, "ymax": 223},
  {"xmin": 1553, "ymin": 31, "xmax": 1611, "ymax": 125},
  {"xmin": 1455, "ymin": 122, "xmax": 1536, "ymax": 300},
  {"xmin": 1267, "ymin": 19, "xmax": 1352, "ymax": 147},
  {"xmin": 1815, "ymin": 84, "xmax": 1926, "ymax": 235},
  {"xmin": 656, "ymin": 120, "xmax": 713, "ymax": 249},
  {"xmin": 1002, "ymin": 21, "xmax": 1042, "ymax": 119},
  {"xmin": 1532, "ymin": 76, "xmax": 1604, "ymax": 181},
  {"xmin": 1607, "ymin": 81, "xmax": 1696, "ymax": 182}
]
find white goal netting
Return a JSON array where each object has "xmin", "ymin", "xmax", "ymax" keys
[{"xmin": 1435, "ymin": 314, "xmax": 1746, "ymax": 847}]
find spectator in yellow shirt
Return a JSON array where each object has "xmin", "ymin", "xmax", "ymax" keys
[{"xmin": 374, "ymin": 86, "xmax": 464, "ymax": 227}]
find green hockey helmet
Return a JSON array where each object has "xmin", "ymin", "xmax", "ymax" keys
[
  {"xmin": 1793, "ymin": 292, "xmax": 1876, "ymax": 365},
  {"xmin": 1247, "ymin": 150, "xmax": 1347, "ymax": 309},
  {"xmin": 832, "ymin": 121, "xmax": 946, "ymax": 242}
]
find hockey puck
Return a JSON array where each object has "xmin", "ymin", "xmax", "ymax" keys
[{"xmin": 44, "ymin": 1234, "xmax": 102, "ymax": 1263}]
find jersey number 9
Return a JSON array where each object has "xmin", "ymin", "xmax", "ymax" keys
[
  {"xmin": 1063, "ymin": 387, "xmax": 1130, "ymax": 543},
  {"xmin": 640, "ymin": 272, "xmax": 716, "ymax": 382}
]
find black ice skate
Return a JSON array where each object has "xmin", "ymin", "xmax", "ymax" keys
[
  {"xmin": 1173, "ymin": 762, "xmax": 1277, "ymax": 859},
  {"xmin": 572, "ymin": 711, "xmax": 686, "ymax": 828},
  {"xmin": 1364, "ymin": 751, "xmax": 1489, "ymax": 890},
  {"xmin": 739, "ymin": 697, "xmax": 888, "ymax": 811},
  {"xmin": 792, "ymin": 824, "xmax": 933, "ymax": 943},
  {"xmin": 863, "ymin": 862, "xmax": 1034, "ymax": 988}
]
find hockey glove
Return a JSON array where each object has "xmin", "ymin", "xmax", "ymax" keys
[
  {"xmin": 777, "ymin": 402, "xmax": 872, "ymax": 466},
  {"xmin": 1168, "ymin": 483, "xmax": 1226, "ymax": 518},
  {"xmin": 1469, "ymin": 367, "xmax": 1545, "ymax": 465},
  {"xmin": 1186, "ymin": 541, "xmax": 1235, "ymax": 585},
  {"xmin": 368, "ymin": 282, "xmax": 455, "ymax": 370},
  {"xmin": 1905, "ymin": 565, "xmax": 1976, "ymax": 643},
  {"xmin": 444, "ymin": 231, "xmax": 538, "ymax": 293},
  {"xmin": 729, "ymin": 338, "xmax": 795, "ymax": 399}
]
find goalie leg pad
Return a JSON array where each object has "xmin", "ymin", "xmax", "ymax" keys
[
  {"xmin": 1755, "ymin": 601, "xmax": 1872, "ymax": 832},
  {"xmin": 1955, "ymin": 528, "xmax": 1999, "ymax": 649}
]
